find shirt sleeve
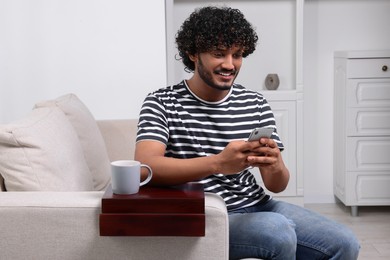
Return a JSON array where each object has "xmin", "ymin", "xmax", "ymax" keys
[{"xmin": 136, "ymin": 93, "xmax": 169, "ymax": 145}]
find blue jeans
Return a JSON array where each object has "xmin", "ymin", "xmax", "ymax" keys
[{"xmin": 228, "ymin": 199, "xmax": 360, "ymax": 260}]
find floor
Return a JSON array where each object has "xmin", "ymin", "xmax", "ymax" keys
[{"xmin": 305, "ymin": 203, "xmax": 390, "ymax": 260}]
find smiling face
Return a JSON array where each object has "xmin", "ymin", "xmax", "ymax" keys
[{"xmin": 187, "ymin": 45, "xmax": 244, "ymax": 101}]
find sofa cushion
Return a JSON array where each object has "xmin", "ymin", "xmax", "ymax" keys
[
  {"xmin": 0, "ymin": 107, "xmax": 94, "ymax": 191},
  {"xmin": 35, "ymin": 94, "xmax": 111, "ymax": 191}
]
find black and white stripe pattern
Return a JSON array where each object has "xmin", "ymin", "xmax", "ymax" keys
[{"xmin": 137, "ymin": 81, "xmax": 283, "ymax": 211}]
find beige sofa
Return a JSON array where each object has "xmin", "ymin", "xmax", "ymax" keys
[{"xmin": 0, "ymin": 94, "xmax": 229, "ymax": 260}]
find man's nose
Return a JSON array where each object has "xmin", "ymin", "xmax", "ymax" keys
[{"xmin": 221, "ymin": 55, "xmax": 235, "ymax": 70}]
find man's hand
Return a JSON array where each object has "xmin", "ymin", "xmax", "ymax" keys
[
  {"xmin": 215, "ymin": 140, "xmax": 262, "ymax": 175},
  {"xmin": 246, "ymin": 138, "xmax": 290, "ymax": 193},
  {"xmin": 247, "ymin": 138, "xmax": 281, "ymax": 168}
]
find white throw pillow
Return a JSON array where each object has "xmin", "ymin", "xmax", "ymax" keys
[
  {"xmin": 34, "ymin": 94, "xmax": 111, "ymax": 191},
  {"xmin": 0, "ymin": 107, "xmax": 94, "ymax": 191}
]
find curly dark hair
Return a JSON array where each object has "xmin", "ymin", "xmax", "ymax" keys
[{"xmin": 175, "ymin": 6, "xmax": 258, "ymax": 72}]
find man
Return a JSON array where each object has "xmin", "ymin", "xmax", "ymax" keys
[{"xmin": 135, "ymin": 6, "xmax": 359, "ymax": 260}]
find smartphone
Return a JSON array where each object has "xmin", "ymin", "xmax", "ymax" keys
[{"xmin": 247, "ymin": 127, "xmax": 274, "ymax": 142}]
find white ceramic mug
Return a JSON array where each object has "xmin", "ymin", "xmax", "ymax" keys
[{"xmin": 110, "ymin": 160, "xmax": 153, "ymax": 194}]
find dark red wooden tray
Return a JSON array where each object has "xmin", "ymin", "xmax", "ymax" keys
[{"xmin": 99, "ymin": 183, "xmax": 205, "ymax": 236}]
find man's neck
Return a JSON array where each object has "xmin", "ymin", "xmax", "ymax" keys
[{"xmin": 186, "ymin": 76, "xmax": 230, "ymax": 102}]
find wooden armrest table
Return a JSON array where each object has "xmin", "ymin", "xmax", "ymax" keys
[{"xmin": 99, "ymin": 183, "xmax": 205, "ymax": 236}]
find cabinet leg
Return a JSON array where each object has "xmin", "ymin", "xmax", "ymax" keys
[{"xmin": 351, "ymin": 206, "xmax": 358, "ymax": 217}]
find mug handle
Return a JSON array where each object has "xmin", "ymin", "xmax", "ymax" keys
[{"xmin": 140, "ymin": 164, "xmax": 153, "ymax": 186}]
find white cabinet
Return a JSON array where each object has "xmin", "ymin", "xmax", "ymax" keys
[{"xmin": 334, "ymin": 50, "xmax": 390, "ymax": 216}]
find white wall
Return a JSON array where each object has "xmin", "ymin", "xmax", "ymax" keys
[
  {"xmin": 303, "ymin": 0, "xmax": 390, "ymax": 203},
  {"xmin": 0, "ymin": 0, "xmax": 167, "ymax": 123}
]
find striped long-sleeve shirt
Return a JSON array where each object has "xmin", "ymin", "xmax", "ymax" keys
[{"xmin": 136, "ymin": 80, "xmax": 284, "ymax": 211}]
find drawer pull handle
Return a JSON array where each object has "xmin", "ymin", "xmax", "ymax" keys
[{"xmin": 383, "ymin": 65, "xmax": 388, "ymax": 72}]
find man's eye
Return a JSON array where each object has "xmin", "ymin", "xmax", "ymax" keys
[
  {"xmin": 213, "ymin": 52, "xmax": 224, "ymax": 58},
  {"xmin": 234, "ymin": 53, "xmax": 243, "ymax": 59}
]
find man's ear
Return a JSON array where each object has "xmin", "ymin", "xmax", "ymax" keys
[{"xmin": 188, "ymin": 53, "xmax": 198, "ymax": 62}]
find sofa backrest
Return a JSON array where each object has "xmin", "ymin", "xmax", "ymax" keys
[{"xmin": 96, "ymin": 119, "xmax": 138, "ymax": 162}]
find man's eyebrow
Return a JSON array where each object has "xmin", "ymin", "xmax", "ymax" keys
[{"xmin": 212, "ymin": 46, "xmax": 227, "ymax": 51}]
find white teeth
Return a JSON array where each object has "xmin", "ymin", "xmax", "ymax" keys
[{"xmin": 219, "ymin": 72, "xmax": 231, "ymax": 76}]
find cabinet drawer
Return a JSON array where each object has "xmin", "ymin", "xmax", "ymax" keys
[
  {"xmin": 346, "ymin": 108, "xmax": 390, "ymax": 136},
  {"xmin": 347, "ymin": 58, "xmax": 390, "ymax": 78},
  {"xmin": 346, "ymin": 79, "xmax": 390, "ymax": 108},
  {"xmin": 344, "ymin": 172, "xmax": 390, "ymax": 205},
  {"xmin": 346, "ymin": 137, "xmax": 390, "ymax": 171}
]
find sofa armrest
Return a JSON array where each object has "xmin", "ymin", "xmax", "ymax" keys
[
  {"xmin": 0, "ymin": 191, "xmax": 228, "ymax": 260},
  {"xmin": 97, "ymin": 119, "xmax": 138, "ymax": 162}
]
